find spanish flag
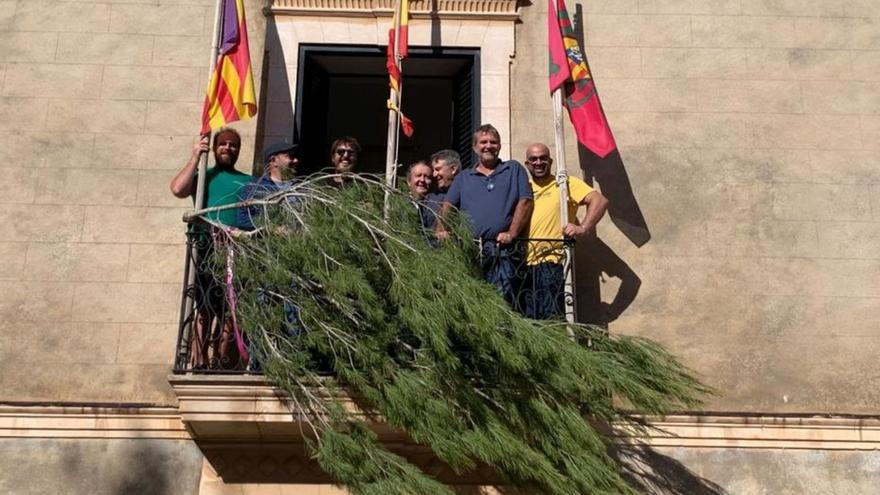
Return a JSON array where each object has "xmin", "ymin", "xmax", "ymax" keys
[
  {"xmin": 386, "ymin": 0, "xmax": 414, "ymax": 137},
  {"xmin": 201, "ymin": 0, "xmax": 257, "ymax": 134},
  {"xmin": 548, "ymin": 0, "xmax": 616, "ymax": 158}
]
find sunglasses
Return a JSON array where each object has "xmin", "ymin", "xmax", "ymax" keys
[{"xmin": 335, "ymin": 148, "xmax": 357, "ymax": 156}]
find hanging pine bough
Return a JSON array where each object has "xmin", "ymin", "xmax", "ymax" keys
[{"xmin": 200, "ymin": 174, "xmax": 710, "ymax": 494}]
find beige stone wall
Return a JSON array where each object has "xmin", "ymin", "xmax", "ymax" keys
[
  {"xmin": 512, "ymin": 1, "xmax": 880, "ymax": 412},
  {"xmin": 0, "ymin": 0, "xmax": 265, "ymax": 404}
]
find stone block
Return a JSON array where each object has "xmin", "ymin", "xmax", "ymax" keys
[
  {"xmin": 700, "ymin": 182, "xmax": 774, "ymax": 220},
  {"xmin": 127, "ymin": 243, "xmax": 186, "ymax": 283},
  {"xmin": 0, "ymin": 439, "xmax": 203, "ymax": 495},
  {"xmin": 0, "ymin": 1, "xmax": 13, "ymax": 31},
  {"xmin": 581, "ymin": 47, "xmax": 642, "ymax": 79},
  {"xmin": 601, "ymin": 78, "xmax": 698, "ymax": 113},
  {"xmin": 699, "ymin": 148, "xmax": 816, "ymax": 185},
  {"xmin": 695, "ymin": 79, "xmax": 803, "ymax": 114},
  {"xmin": 745, "ymin": 48, "xmax": 796, "ymax": 80},
  {"xmin": 82, "ymin": 205, "xmax": 185, "ymax": 244},
  {"xmin": 705, "ymin": 220, "xmax": 819, "ymax": 258},
  {"xmin": 92, "ymin": 133, "xmax": 195, "ymax": 170},
  {"xmin": 585, "ymin": 14, "xmax": 691, "ymax": 47},
  {"xmin": 792, "ymin": 17, "xmax": 879, "ymax": 50},
  {"xmin": 137, "ymin": 170, "xmax": 193, "ymax": 208},
  {"xmin": 0, "ymin": 32, "xmax": 58, "ymax": 63},
  {"xmin": 0, "ymin": 166, "xmax": 36, "ymax": 204},
  {"xmin": 153, "ymin": 35, "xmax": 212, "ymax": 67},
  {"xmin": 862, "ymin": 116, "xmax": 880, "ymax": 150},
  {"xmin": 823, "ymin": 295, "xmax": 880, "ymax": 338},
  {"xmin": 852, "ymin": 50, "xmax": 880, "ymax": 82},
  {"xmin": 3, "ymin": 63, "xmax": 103, "ymax": 99},
  {"xmin": 23, "ymin": 242, "xmax": 130, "ymax": 282},
  {"xmin": 0, "ymin": 281, "xmax": 75, "ymax": 323},
  {"xmin": 45, "ymin": 99, "xmax": 147, "ymax": 134},
  {"xmin": 809, "ymin": 150, "xmax": 880, "ymax": 185},
  {"xmin": 145, "ymin": 101, "xmax": 203, "ymax": 135},
  {"xmin": 786, "ymin": 48, "xmax": 853, "ymax": 81},
  {"xmin": 0, "ymin": 362, "xmax": 175, "ymax": 404},
  {"xmin": 748, "ymin": 113, "xmax": 863, "ymax": 150},
  {"xmin": 638, "ymin": 0, "xmax": 741, "ymax": 14},
  {"xmin": 14, "ymin": 1, "xmax": 111, "ymax": 33},
  {"xmin": 3, "ymin": 204, "xmax": 85, "ymax": 242},
  {"xmin": 109, "ymin": 4, "xmax": 209, "ymax": 36},
  {"xmin": 455, "ymin": 21, "xmax": 489, "ymax": 46},
  {"xmin": 817, "ymin": 221, "xmax": 880, "ymax": 259},
  {"xmin": 0, "ymin": 131, "xmax": 95, "ymax": 169},
  {"xmin": 318, "ymin": 19, "xmax": 353, "ymax": 44},
  {"xmin": 0, "ymin": 97, "xmax": 48, "ymax": 131},
  {"xmin": 643, "ymin": 47, "xmax": 751, "ymax": 79},
  {"xmin": 71, "ymin": 282, "xmax": 180, "ymax": 323},
  {"xmin": 691, "ymin": 16, "xmax": 796, "ymax": 48},
  {"xmin": 1, "ymin": 322, "xmax": 121, "ymax": 365},
  {"xmin": 800, "ymin": 81, "xmax": 880, "ymax": 115},
  {"xmin": 772, "ymin": 183, "xmax": 873, "ymax": 221},
  {"xmin": 0, "ymin": 242, "xmax": 25, "ymax": 280},
  {"xmin": 292, "ymin": 17, "xmax": 328, "ymax": 44},
  {"xmin": 116, "ymin": 323, "xmax": 179, "ymax": 365},
  {"xmin": 740, "ymin": 0, "xmax": 848, "ymax": 16},
  {"xmin": 102, "ymin": 65, "xmax": 201, "ymax": 102},
  {"xmin": 33, "ymin": 168, "xmax": 140, "ymax": 206},
  {"xmin": 57, "ymin": 33, "xmax": 154, "ymax": 65}
]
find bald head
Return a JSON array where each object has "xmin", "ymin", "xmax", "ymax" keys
[{"xmin": 525, "ymin": 142, "xmax": 552, "ymax": 179}]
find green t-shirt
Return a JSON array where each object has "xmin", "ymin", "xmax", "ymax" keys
[{"xmin": 199, "ymin": 167, "xmax": 252, "ymax": 227}]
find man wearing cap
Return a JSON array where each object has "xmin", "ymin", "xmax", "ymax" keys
[
  {"xmin": 438, "ymin": 124, "xmax": 533, "ymax": 304},
  {"xmin": 237, "ymin": 141, "xmax": 300, "ymax": 231}
]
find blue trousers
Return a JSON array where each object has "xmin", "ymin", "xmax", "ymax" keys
[{"xmin": 524, "ymin": 262, "xmax": 565, "ymax": 320}]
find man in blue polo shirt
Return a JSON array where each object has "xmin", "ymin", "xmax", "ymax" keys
[{"xmin": 438, "ymin": 124, "xmax": 534, "ymax": 304}]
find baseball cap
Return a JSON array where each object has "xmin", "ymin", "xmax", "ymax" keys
[{"xmin": 262, "ymin": 141, "xmax": 299, "ymax": 164}]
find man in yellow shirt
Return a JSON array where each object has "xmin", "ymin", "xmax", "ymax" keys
[{"xmin": 524, "ymin": 142, "xmax": 608, "ymax": 319}]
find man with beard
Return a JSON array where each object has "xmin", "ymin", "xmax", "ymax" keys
[
  {"xmin": 523, "ymin": 142, "xmax": 607, "ymax": 319},
  {"xmin": 170, "ymin": 127, "xmax": 252, "ymax": 227},
  {"xmin": 430, "ymin": 149, "xmax": 461, "ymax": 195},
  {"xmin": 238, "ymin": 141, "xmax": 300, "ymax": 231},
  {"xmin": 170, "ymin": 127, "xmax": 252, "ymax": 369},
  {"xmin": 326, "ymin": 136, "xmax": 361, "ymax": 187},
  {"xmin": 438, "ymin": 124, "xmax": 533, "ymax": 304}
]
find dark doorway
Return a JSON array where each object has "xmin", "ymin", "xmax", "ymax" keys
[{"xmin": 295, "ymin": 44, "xmax": 480, "ymax": 176}]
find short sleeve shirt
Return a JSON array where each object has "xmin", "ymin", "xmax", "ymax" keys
[
  {"xmin": 445, "ymin": 160, "xmax": 533, "ymax": 240},
  {"xmin": 200, "ymin": 167, "xmax": 252, "ymax": 228},
  {"xmin": 527, "ymin": 175, "xmax": 595, "ymax": 265}
]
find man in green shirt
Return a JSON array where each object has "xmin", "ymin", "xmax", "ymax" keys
[
  {"xmin": 170, "ymin": 127, "xmax": 252, "ymax": 370},
  {"xmin": 170, "ymin": 127, "xmax": 252, "ymax": 227}
]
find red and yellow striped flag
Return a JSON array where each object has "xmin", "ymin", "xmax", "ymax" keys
[
  {"xmin": 201, "ymin": 0, "xmax": 257, "ymax": 134},
  {"xmin": 386, "ymin": 0, "xmax": 414, "ymax": 137}
]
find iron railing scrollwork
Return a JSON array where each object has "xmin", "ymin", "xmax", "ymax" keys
[{"xmin": 173, "ymin": 227, "xmax": 576, "ymax": 374}]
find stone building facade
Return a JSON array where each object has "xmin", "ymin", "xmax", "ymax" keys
[{"xmin": 1, "ymin": 0, "xmax": 879, "ymax": 493}]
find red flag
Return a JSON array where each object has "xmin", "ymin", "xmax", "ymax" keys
[
  {"xmin": 386, "ymin": 0, "xmax": 414, "ymax": 137},
  {"xmin": 548, "ymin": 0, "xmax": 615, "ymax": 158}
]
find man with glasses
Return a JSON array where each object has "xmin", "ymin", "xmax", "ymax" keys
[
  {"xmin": 523, "ymin": 142, "xmax": 607, "ymax": 319},
  {"xmin": 327, "ymin": 136, "xmax": 361, "ymax": 187},
  {"xmin": 438, "ymin": 124, "xmax": 533, "ymax": 304}
]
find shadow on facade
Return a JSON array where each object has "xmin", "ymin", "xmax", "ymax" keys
[
  {"xmin": 615, "ymin": 444, "xmax": 728, "ymax": 495},
  {"xmin": 253, "ymin": 14, "xmax": 296, "ymax": 174}
]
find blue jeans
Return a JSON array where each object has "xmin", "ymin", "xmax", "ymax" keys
[
  {"xmin": 479, "ymin": 241, "xmax": 524, "ymax": 308},
  {"xmin": 524, "ymin": 262, "xmax": 565, "ymax": 320}
]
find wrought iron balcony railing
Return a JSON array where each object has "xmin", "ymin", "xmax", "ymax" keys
[{"xmin": 172, "ymin": 226, "xmax": 575, "ymax": 374}]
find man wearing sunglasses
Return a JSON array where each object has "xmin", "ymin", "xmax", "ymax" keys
[
  {"xmin": 438, "ymin": 124, "xmax": 533, "ymax": 305},
  {"xmin": 327, "ymin": 136, "xmax": 361, "ymax": 187}
]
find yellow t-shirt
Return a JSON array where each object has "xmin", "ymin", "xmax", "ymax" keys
[{"xmin": 527, "ymin": 175, "xmax": 594, "ymax": 265}]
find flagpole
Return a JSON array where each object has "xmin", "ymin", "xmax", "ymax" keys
[
  {"xmin": 552, "ymin": 88, "xmax": 576, "ymax": 335},
  {"xmin": 195, "ymin": 0, "xmax": 225, "ymax": 212},
  {"xmin": 384, "ymin": 0, "xmax": 403, "ymax": 217}
]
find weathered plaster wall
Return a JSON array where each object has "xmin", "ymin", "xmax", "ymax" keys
[
  {"xmin": 512, "ymin": 0, "xmax": 880, "ymax": 413},
  {"xmin": 0, "ymin": 438, "xmax": 203, "ymax": 495},
  {"xmin": 0, "ymin": 0, "xmax": 265, "ymax": 404}
]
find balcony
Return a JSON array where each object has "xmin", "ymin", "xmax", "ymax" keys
[{"xmin": 170, "ymin": 225, "xmax": 584, "ymax": 486}]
